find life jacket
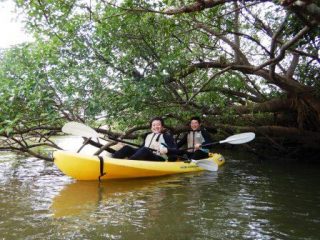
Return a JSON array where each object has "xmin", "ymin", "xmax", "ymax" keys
[
  {"xmin": 144, "ymin": 133, "xmax": 166, "ymax": 156},
  {"xmin": 187, "ymin": 130, "xmax": 205, "ymax": 152}
]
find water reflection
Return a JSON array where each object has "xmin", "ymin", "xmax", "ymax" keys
[
  {"xmin": 1, "ymin": 140, "xmax": 320, "ymax": 239},
  {"xmin": 49, "ymin": 172, "xmax": 221, "ymax": 239},
  {"xmin": 51, "ymin": 176, "xmax": 186, "ymax": 218}
]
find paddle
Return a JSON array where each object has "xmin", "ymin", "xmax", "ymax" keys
[
  {"xmin": 191, "ymin": 159, "xmax": 218, "ymax": 171},
  {"xmin": 107, "ymin": 136, "xmax": 141, "ymax": 148},
  {"xmin": 184, "ymin": 132, "xmax": 255, "ymax": 151},
  {"xmin": 63, "ymin": 121, "xmax": 175, "ymax": 157},
  {"xmin": 63, "ymin": 122, "xmax": 184, "ymax": 157},
  {"xmin": 175, "ymin": 154, "xmax": 218, "ymax": 171},
  {"xmin": 62, "ymin": 122, "xmax": 100, "ymax": 139},
  {"xmin": 62, "ymin": 121, "xmax": 140, "ymax": 147},
  {"xmin": 163, "ymin": 132, "xmax": 255, "ymax": 171}
]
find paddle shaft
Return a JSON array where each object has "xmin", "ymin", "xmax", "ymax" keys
[
  {"xmin": 184, "ymin": 141, "xmax": 218, "ymax": 151},
  {"xmin": 93, "ymin": 136, "xmax": 159, "ymax": 155},
  {"xmin": 94, "ymin": 137, "xmax": 142, "ymax": 155},
  {"xmin": 108, "ymin": 136, "xmax": 141, "ymax": 148}
]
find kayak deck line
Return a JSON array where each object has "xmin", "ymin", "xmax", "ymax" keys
[{"xmin": 53, "ymin": 150, "xmax": 225, "ymax": 181}]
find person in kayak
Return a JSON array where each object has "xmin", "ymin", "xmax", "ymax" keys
[
  {"xmin": 112, "ymin": 117, "xmax": 177, "ymax": 161},
  {"xmin": 177, "ymin": 116, "xmax": 212, "ymax": 160}
]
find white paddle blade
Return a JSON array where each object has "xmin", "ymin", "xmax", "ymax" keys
[
  {"xmin": 62, "ymin": 122, "xmax": 100, "ymax": 138},
  {"xmin": 219, "ymin": 132, "xmax": 255, "ymax": 145},
  {"xmin": 192, "ymin": 159, "xmax": 218, "ymax": 172}
]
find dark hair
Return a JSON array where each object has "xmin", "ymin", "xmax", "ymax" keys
[
  {"xmin": 149, "ymin": 117, "xmax": 165, "ymax": 127},
  {"xmin": 190, "ymin": 116, "xmax": 201, "ymax": 124}
]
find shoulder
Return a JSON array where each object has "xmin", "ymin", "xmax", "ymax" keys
[
  {"xmin": 162, "ymin": 132, "xmax": 173, "ymax": 139},
  {"xmin": 162, "ymin": 132, "xmax": 175, "ymax": 143},
  {"xmin": 199, "ymin": 128, "xmax": 212, "ymax": 140},
  {"xmin": 200, "ymin": 127, "xmax": 210, "ymax": 134},
  {"xmin": 161, "ymin": 132, "xmax": 176, "ymax": 147},
  {"xmin": 143, "ymin": 132, "xmax": 152, "ymax": 138}
]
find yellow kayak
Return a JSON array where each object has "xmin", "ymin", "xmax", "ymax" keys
[{"xmin": 53, "ymin": 150, "xmax": 225, "ymax": 181}]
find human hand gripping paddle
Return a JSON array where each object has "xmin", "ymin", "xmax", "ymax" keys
[{"xmin": 62, "ymin": 122, "xmax": 255, "ymax": 171}]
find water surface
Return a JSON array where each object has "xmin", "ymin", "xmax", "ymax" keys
[{"xmin": 0, "ymin": 137, "xmax": 319, "ymax": 239}]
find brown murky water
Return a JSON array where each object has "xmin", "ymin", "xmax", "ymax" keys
[{"xmin": 0, "ymin": 137, "xmax": 319, "ymax": 239}]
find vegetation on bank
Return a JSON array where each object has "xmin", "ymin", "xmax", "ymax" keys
[{"xmin": 0, "ymin": 0, "xmax": 319, "ymax": 161}]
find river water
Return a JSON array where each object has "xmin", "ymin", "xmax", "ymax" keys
[{"xmin": 0, "ymin": 137, "xmax": 319, "ymax": 239}]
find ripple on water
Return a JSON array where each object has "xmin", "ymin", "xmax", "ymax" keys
[{"xmin": 1, "ymin": 149, "xmax": 320, "ymax": 240}]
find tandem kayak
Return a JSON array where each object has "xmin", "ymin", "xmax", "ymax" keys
[{"xmin": 53, "ymin": 150, "xmax": 225, "ymax": 181}]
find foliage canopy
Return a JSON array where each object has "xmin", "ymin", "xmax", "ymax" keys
[{"xmin": 1, "ymin": 0, "xmax": 320, "ymax": 160}]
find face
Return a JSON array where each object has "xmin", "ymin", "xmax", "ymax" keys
[
  {"xmin": 190, "ymin": 120, "xmax": 201, "ymax": 131},
  {"xmin": 151, "ymin": 120, "xmax": 163, "ymax": 133}
]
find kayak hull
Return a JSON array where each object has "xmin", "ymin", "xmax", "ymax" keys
[{"xmin": 53, "ymin": 150, "xmax": 225, "ymax": 181}]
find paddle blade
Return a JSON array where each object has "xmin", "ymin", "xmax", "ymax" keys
[
  {"xmin": 62, "ymin": 122, "xmax": 100, "ymax": 138},
  {"xmin": 219, "ymin": 132, "xmax": 255, "ymax": 145},
  {"xmin": 192, "ymin": 159, "xmax": 218, "ymax": 171}
]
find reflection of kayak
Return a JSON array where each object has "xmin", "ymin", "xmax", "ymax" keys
[
  {"xmin": 51, "ymin": 181, "xmax": 100, "ymax": 218},
  {"xmin": 51, "ymin": 176, "xmax": 187, "ymax": 217},
  {"xmin": 53, "ymin": 150, "xmax": 225, "ymax": 181}
]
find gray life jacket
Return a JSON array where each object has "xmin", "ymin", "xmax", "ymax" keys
[{"xmin": 187, "ymin": 131, "xmax": 205, "ymax": 152}]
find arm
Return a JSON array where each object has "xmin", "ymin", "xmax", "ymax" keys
[
  {"xmin": 162, "ymin": 133, "xmax": 180, "ymax": 161},
  {"xmin": 163, "ymin": 133, "xmax": 177, "ymax": 149},
  {"xmin": 201, "ymin": 129, "xmax": 212, "ymax": 147},
  {"xmin": 159, "ymin": 133, "xmax": 176, "ymax": 154}
]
